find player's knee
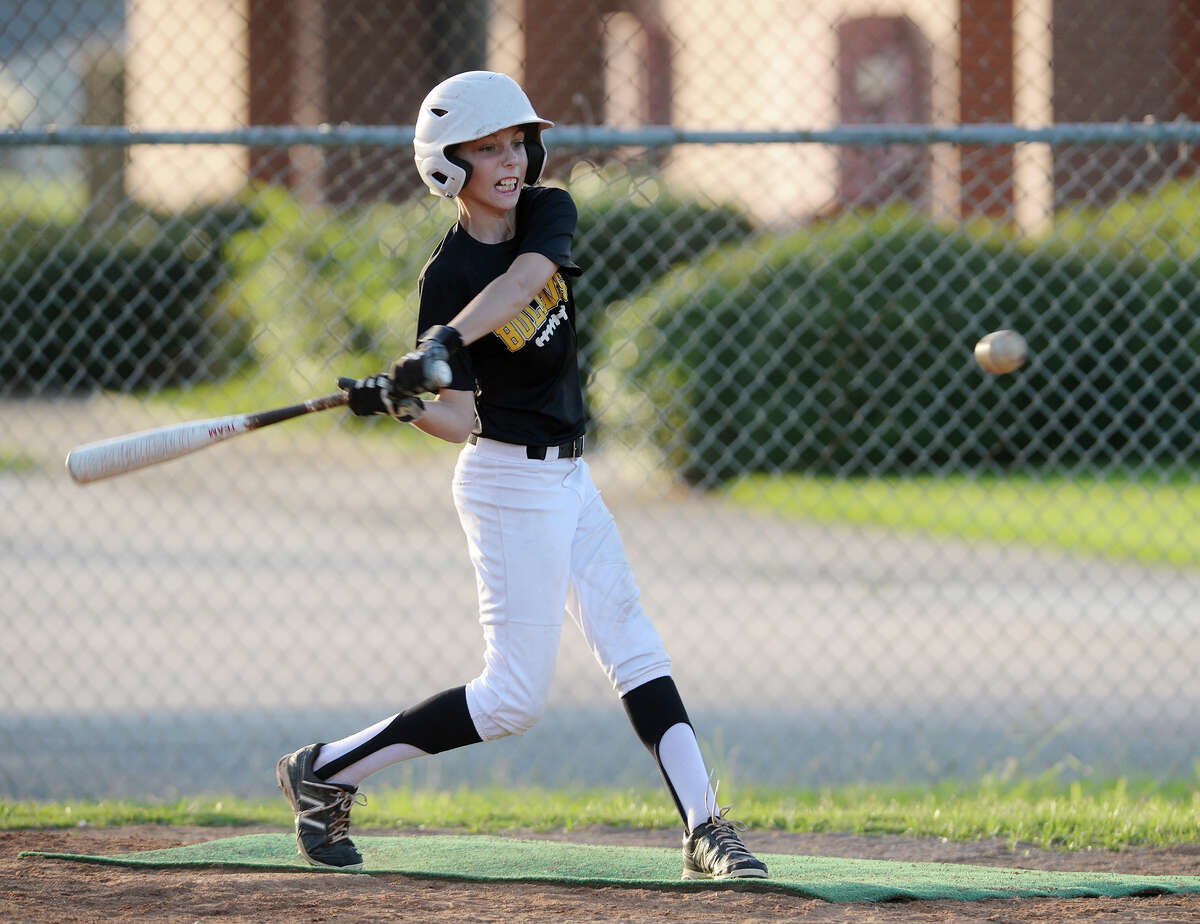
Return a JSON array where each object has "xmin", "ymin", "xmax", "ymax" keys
[
  {"xmin": 468, "ymin": 678, "xmax": 551, "ymax": 739},
  {"xmin": 495, "ymin": 688, "xmax": 549, "ymax": 736}
]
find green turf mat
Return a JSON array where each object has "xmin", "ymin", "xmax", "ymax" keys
[{"xmin": 22, "ymin": 833, "xmax": 1200, "ymax": 903}]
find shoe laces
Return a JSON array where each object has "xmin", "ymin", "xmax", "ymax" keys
[
  {"xmin": 698, "ymin": 776, "xmax": 752, "ymax": 856},
  {"xmin": 300, "ymin": 780, "xmax": 367, "ymax": 844}
]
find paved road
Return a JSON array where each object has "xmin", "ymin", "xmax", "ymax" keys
[{"xmin": 2, "ymin": 397, "xmax": 1197, "ymax": 797}]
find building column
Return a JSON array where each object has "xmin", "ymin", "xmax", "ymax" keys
[
  {"xmin": 523, "ymin": 0, "xmax": 606, "ymax": 123},
  {"xmin": 959, "ymin": 0, "xmax": 1014, "ymax": 219},
  {"xmin": 1172, "ymin": 0, "xmax": 1200, "ymax": 173}
]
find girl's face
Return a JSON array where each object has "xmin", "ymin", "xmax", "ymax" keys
[{"xmin": 456, "ymin": 126, "xmax": 528, "ymax": 215}]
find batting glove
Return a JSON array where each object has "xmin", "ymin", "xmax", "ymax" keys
[
  {"xmin": 344, "ymin": 374, "xmax": 426, "ymax": 422},
  {"xmin": 391, "ymin": 325, "xmax": 463, "ymax": 396}
]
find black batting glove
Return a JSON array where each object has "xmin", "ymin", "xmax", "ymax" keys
[
  {"xmin": 391, "ymin": 325, "xmax": 463, "ymax": 396},
  {"xmin": 345, "ymin": 374, "xmax": 390, "ymax": 416},
  {"xmin": 342, "ymin": 374, "xmax": 426, "ymax": 422},
  {"xmin": 388, "ymin": 395, "xmax": 426, "ymax": 422}
]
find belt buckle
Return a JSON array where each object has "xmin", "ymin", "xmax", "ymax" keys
[{"xmin": 525, "ymin": 437, "xmax": 584, "ymax": 461}]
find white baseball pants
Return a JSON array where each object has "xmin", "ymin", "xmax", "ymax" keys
[{"xmin": 452, "ymin": 437, "xmax": 673, "ymax": 741}]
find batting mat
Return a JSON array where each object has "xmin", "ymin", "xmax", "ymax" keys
[{"xmin": 21, "ymin": 833, "xmax": 1200, "ymax": 902}]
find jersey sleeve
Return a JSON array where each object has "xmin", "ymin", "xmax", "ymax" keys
[
  {"xmin": 417, "ymin": 260, "xmax": 475, "ymax": 391},
  {"xmin": 517, "ymin": 186, "xmax": 582, "ymax": 277}
]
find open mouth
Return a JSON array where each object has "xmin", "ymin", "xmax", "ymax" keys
[{"xmin": 495, "ymin": 177, "xmax": 519, "ymax": 193}]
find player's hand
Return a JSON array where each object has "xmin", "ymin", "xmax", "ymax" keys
[
  {"xmin": 391, "ymin": 325, "xmax": 462, "ymax": 396},
  {"xmin": 387, "ymin": 394, "xmax": 425, "ymax": 422},
  {"xmin": 342, "ymin": 374, "xmax": 425, "ymax": 422}
]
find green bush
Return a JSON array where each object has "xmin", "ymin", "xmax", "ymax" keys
[
  {"xmin": 0, "ymin": 172, "xmax": 751, "ymax": 399},
  {"xmin": 601, "ymin": 209, "xmax": 1200, "ymax": 485},
  {"xmin": 574, "ymin": 182, "xmax": 755, "ymax": 308},
  {"xmin": 0, "ymin": 216, "xmax": 246, "ymax": 394},
  {"xmin": 221, "ymin": 185, "xmax": 449, "ymax": 391},
  {"xmin": 1054, "ymin": 177, "xmax": 1200, "ymax": 262},
  {"xmin": 571, "ymin": 173, "xmax": 755, "ymax": 433}
]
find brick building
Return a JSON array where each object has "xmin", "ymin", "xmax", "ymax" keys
[{"xmin": 125, "ymin": 0, "xmax": 1200, "ymax": 223}]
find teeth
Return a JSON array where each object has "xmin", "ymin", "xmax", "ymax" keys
[{"xmin": 497, "ymin": 178, "xmax": 517, "ymax": 190}]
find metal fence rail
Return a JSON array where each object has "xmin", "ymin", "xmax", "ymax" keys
[{"xmin": 7, "ymin": 122, "xmax": 1200, "ymax": 146}]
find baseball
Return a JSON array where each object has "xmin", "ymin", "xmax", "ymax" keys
[
  {"xmin": 429, "ymin": 358, "xmax": 452, "ymax": 388},
  {"xmin": 974, "ymin": 329, "xmax": 1028, "ymax": 375}
]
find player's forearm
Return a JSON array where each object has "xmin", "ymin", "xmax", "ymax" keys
[
  {"xmin": 448, "ymin": 253, "xmax": 556, "ymax": 345},
  {"xmin": 449, "ymin": 278, "xmax": 526, "ymax": 345},
  {"xmin": 411, "ymin": 389, "xmax": 475, "ymax": 443}
]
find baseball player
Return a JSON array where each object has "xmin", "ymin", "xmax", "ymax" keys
[{"xmin": 277, "ymin": 70, "xmax": 767, "ymax": 881}]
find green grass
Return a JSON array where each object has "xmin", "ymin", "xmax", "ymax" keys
[
  {"xmin": 725, "ymin": 473, "xmax": 1200, "ymax": 568},
  {"xmin": 746, "ymin": 777, "xmax": 1200, "ymax": 852},
  {"xmin": 3, "ymin": 778, "xmax": 1199, "ymax": 851}
]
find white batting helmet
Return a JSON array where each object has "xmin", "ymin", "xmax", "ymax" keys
[{"xmin": 414, "ymin": 71, "xmax": 554, "ymax": 198}]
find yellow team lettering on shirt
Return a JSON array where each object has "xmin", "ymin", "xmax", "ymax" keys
[{"xmin": 494, "ymin": 273, "xmax": 570, "ymax": 352}]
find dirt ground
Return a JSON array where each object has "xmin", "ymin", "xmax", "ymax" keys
[{"xmin": 6, "ymin": 825, "xmax": 1200, "ymax": 923}]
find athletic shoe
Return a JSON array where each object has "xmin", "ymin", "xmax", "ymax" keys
[
  {"xmin": 682, "ymin": 809, "xmax": 769, "ymax": 880},
  {"xmin": 276, "ymin": 743, "xmax": 366, "ymax": 870}
]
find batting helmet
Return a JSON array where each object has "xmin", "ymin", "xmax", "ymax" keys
[{"xmin": 414, "ymin": 71, "xmax": 554, "ymax": 198}]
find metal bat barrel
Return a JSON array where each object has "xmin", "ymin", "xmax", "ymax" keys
[
  {"xmin": 66, "ymin": 388, "xmax": 352, "ymax": 485},
  {"xmin": 66, "ymin": 416, "xmax": 250, "ymax": 484}
]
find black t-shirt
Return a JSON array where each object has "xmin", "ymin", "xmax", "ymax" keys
[{"xmin": 417, "ymin": 185, "xmax": 586, "ymax": 446}]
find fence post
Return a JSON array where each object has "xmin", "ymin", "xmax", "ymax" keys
[{"xmin": 81, "ymin": 45, "xmax": 126, "ymax": 224}]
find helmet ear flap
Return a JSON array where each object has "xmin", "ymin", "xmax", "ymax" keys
[
  {"xmin": 523, "ymin": 124, "xmax": 547, "ymax": 185},
  {"xmin": 444, "ymin": 148, "xmax": 473, "ymax": 194},
  {"xmin": 422, "ymin": 156, "xmax": 469, "ymax": 198}
]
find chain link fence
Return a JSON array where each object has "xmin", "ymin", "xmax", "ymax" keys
[{"xmin": 2, "ymin": 0, "xmax": 1199, "ymax": 799}]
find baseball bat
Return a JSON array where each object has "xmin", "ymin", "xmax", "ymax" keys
[{"xmin": 65, "ymin": 380, "xmax": 358, "ymax": 485}]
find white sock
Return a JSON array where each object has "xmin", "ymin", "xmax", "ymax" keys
[
  {"xmin": 313, "ymin": 714, "xmax": 429, "ymax": 788},
  {"xmin": 657, "ymin": 722, "xmax": 718, "ymax": 832},
  {"xmin": 320, "ymin": 743, "xmax": 427, "ymax": 788}
]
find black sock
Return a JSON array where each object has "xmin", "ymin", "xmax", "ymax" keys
[
  {"xmin": 314, "ymin": 685, "xmax": 482, "ymax": 781},
  {"xmin": 621, "ymin": 676, "xmax": 693, "ymax": 827}
]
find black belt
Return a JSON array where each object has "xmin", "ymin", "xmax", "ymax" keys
[{"xmin": 468, "ymin": 433, "xmax": 585, "ymax": 460}]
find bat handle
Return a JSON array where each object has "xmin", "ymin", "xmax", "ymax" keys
[{"xmin": 337, "ymin": 376, "xmax": 356, "ymax": 391}]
